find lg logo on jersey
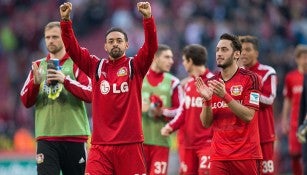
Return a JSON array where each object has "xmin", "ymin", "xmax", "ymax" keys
[
  {"xmin": 100, "ymin": 80, "xmax": 129, "ymax": 94},
  {"xmin": 185, "ymin": 96, "xmax": 203, "ymax": 108}
]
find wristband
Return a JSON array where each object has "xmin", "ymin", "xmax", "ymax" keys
[
  {"xmin": 61, "ymin": 17, "xmax": 70, "ymax": 21},
  {"xmin": 202, "ymin": 98, "xmax": 212, "ymax": 106},
  {"xmin": 223, "ymin": 93, "xmax": 233, "ymax": 103}
]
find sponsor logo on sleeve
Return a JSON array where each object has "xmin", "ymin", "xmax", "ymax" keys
[{"xmin": 249, "ymin": 92, "xmax": 260, "ymax": 105}]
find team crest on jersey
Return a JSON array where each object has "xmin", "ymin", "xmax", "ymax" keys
[
  {"xmin": 230, "ymin": 85, "xmax": 242, "ymax": 96},
  {"xmin": 36, "ymin": 153, "xmax": 44, "ymax": 164},
  {"xmin": 249, "ymin": 92, "xmax": 260, "ymax": 105},
  {"xmin": 117, "ymin": 67, "xmax": 128, "ymax": 77}
]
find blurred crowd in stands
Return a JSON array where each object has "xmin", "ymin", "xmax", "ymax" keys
[{"xmin": 1, "ymin": 0, "xmax": 307, "ymax": 174}]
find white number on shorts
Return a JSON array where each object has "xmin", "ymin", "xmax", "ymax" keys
[
  {"xmin": 262, "ymin": 160, "xmax": 274, "ymax": 173},
  {"xmin": 200, "ymin": 155, "xmax": 211, "ymax": 169},
  {"xmin": 154, "ymin": 161, "xmax": 167, "ymax": 174}
]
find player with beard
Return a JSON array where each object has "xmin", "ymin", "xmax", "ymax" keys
[
  {"xmin": 195, "ymin": 33, "xmax": 262, "ymax": 175},
  {"xmin": 20, "ymin": 21, "xmax": 92, "ymax": 175},
  {"xmin": 59, "ymin": 2, "xmax": 158, "ymax": 174}
]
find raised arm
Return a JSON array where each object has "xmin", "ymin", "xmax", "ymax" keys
[
  {"xmin": 133, "ymin": 2, "xmax": 158, "ymax": 77},
  {"xmin": 59, "ymin": 2, "xmax": 99, "ymax": 77}
]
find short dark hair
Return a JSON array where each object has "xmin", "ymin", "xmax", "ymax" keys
[
  {"xmin": 182, "ymin": 44, "xmax": 208, "ymax": 66},
  {"xmin": 239, "ymin": 35, "xmax": 259, "ymax": 51},
  {"xmin": 220, "ymin": 33, "xmax": 242, "ymax": 52},
  {"xmin": 105, "ymin": 27, "xmax": 128, "ymax": 42},
  {"xmin": 155, "ymin": 44, "xmax": 171, "ymax": 57}
]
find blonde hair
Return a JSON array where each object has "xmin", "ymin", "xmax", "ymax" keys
[
  {"xmin": 294, "ymin": 44, "xmax": 307, "ymax": 58},
  {"xmin": 44, "ymin": 21, "xmax": 60, "ymax": 32}
]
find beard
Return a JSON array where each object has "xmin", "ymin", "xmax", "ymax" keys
[
  {"xmin": 109, "ymin": 47, "xmax": 124, "ymax": 59},
  {"xmin": 217, "ymin": 53, "xmax": 234, "ymax": 69},
  {"xmin": 47, "ymin": 44, "xmax": 63, "ymax": 55}
]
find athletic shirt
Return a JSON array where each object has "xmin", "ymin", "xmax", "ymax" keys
[
  {"xmin": 169, "ymin": 70, "xmax": 214, "ymax": 149},
  {"xmin": 35, "ymin": 58, "xmax": 90, "ymax": 138},
  {"xmin": 142, "ymin": 72, "xmax": 179, "ymax": 147},
  {"xmin": 245, "ymin": 62, "xmax": 277, "ymax": 143},
  {"xmin": 61, "ymin": 17, "xmax": 158, "ymax": 145},
  {"xmin": 283, "ymin": 70, "xmax": 304, "ymax": 130},
  {"xmin": 210, "ymin": 68, "xmax": 262, "ymax": 160}
]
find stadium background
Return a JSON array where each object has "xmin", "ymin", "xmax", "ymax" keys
[{"xmin": 0, "ymin": 0, "xmax": 306, "ymax": 174}]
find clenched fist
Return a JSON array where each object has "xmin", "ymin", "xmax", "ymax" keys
[
  {"xmin": 137, "ymin": 2, "xmax": 152, "ymax": 18},
  {"xmin": 59, "ymin": 2, "xmax": 72, "ymax": 21}
]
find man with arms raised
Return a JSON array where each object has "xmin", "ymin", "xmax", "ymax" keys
[{"xmin": 60, "ymin": 2, "xmax": 158, "ymax": 174}]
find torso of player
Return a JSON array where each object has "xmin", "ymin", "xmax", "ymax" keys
[
  {"xmin": 210, "ymin": 68, "xmax": 262, "ymax": 160},
  {"xmin": 182, "ymin": 72, "xmax": 213, "ymax": 148},
  {"xmin": 91, "ymin": 57, "xmax": 144, "ymax": 144},
  {"xmin": 248, "ymin": 62, "xmax": 276, "ymax": 142},
  {"xmin": 285, "ymin": 70, "xmax": 304, "ymax": 128}
]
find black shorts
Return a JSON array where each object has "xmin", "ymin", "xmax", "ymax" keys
[{"xmin": 36, "ymin": 140, "xmax": 87, "ymax": 175}]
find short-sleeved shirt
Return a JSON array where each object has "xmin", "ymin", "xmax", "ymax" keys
[{"xmin": 210, "ymin": 68, "xmax": 262, "ymax": 161}]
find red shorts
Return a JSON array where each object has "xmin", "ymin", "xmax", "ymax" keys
[
  {"xmin": 261, "ymin": 142, "xmax": 275, "ymax": 175},
  {"xmin": 210, "ymin": 159, "xmax": 261, "ymax": 175},
  {"xmin": 143, "ymin": 144, "xmax": 169, "ymax": 175},
  {"xmin": 85, "ymin": 143, "xmax": 146, "ymax": 175},
  {"xmin": 289, "ymin": 129, "xmax": 302, "ymax": 156},
  {"xmin": 182, "ymin": 147, "xmax": 210, "ymax": 175}
]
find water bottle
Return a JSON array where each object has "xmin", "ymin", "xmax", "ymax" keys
[{"xmin": 47, "ymin": 58, "xmax": 60, "ymax": 86}]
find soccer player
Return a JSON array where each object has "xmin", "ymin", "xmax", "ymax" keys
[
  {"xmin": 281, "ymin": 44, "xmax": 307, "ymax": 175},
  {"xmin": 142, "ymin": 44, "xmax": 184, "ymax": 175},
  {"xmin": 161, "ymin": 44, "xmax": 214, "ymax": 175},
  {"xmin": 298, "ymin": 73, "xmax": 307, "ymax": 175},
  {"xmin": 59, "ymin": 2, "xmax": 158, "ymax": 174},
  {"xmin": 20, "ymin": 21, "xmax": 92, "ymax": 175},
  {"xmin": 239, "ymin": 35, "xmax": 277, "ymax": 175},
  {"xmin": 196, "ymin": 33, "xmax": 262, "ymax": 175}
]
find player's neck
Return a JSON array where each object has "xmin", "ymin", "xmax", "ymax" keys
[
  {"xmin": 151, "ymin": 64, "xmax": 163, "ymax": 74},
  {"xmin": 190, "ymin": 65, "xmax": 206, "ymax": 77},
  {"xmin": 221, "ymin": 64, "xmax": 238, "ymax": 81},
  {"xmin": 50, "ymin": 49, "xmax": 66, "ymax": 60}
]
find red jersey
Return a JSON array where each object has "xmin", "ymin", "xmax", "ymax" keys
[
  {"xmin": 60, "ymin": 18, "xmax": 158, "ymax": 145},
  {"xmin": 283, "ymin": 70, "xmax": 304, "ymax": 130},
  {"xmin": 245, "ymin": 62, "xmax": 277, "ymax": 143},
  {"xmin": 210, "ymin": 68, "xmax": 262, "ymax": 160},
  {"xmin": 169, "ymin": 70, "xmax": 214, "ymax": 149}
]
